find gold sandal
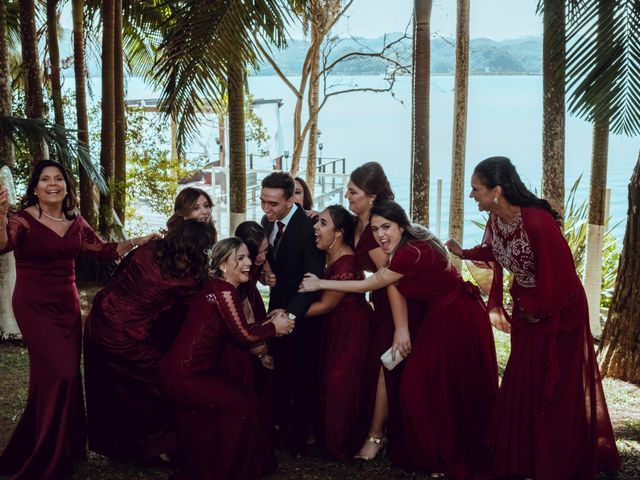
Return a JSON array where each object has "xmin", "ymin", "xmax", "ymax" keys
[{"xmin": 353, "ymin": 435, "xmax": 386, "ymax": 461}]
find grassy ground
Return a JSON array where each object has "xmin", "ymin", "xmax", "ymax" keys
[{"xmin": 0, "ymin": 291, "xmax": 638, "ymax": 479}]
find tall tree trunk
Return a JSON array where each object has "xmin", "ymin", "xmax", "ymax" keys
[
  {"xmin": 99, "ymin": 0, "xmax": 115, "ymax": 238},
  {"xmin": 19, "ymin": 0, "xmax": 48, "ymax": 164},
  {"xmin": 584, "ymin": 0, "xmax": 614, "ymax": 338},
  {"xmin": 72, "ymin": 0, "xmax": 97, "ymax": 228},
  {"xmin": 410, "ymin": 0, "xmax": 432, "ymax": 226},
  {"xmin": 46, "ymin": 0, "xmax": 64, "ymax": 129},
  {"xmin": 228, "ymin": 61, "xmax": 246, "ymax": 233},
  {"xmin": 305, "ymin": 20, "xmax": 321, "ymax": 196},
  {"xmin": 598, "ymin": 152, "xmax": 640, "ymax": 385},
  {"xmin": 113, "ymin": 0, "xmax": 126, "ymax": 225},
  {"xmin": 0, "ymin": 0, "xmax": 19, "ymax": 339},
  {"xmin": 217, "ymin": 113, "xmax": 226, "ymax": 167},
  {"xmin": 448, "ymin": 0, "xmax": 469, "ymax": 270},
  {"xmin": 542, "ymin": 0, "xmax": 566, "ymax": 215}
]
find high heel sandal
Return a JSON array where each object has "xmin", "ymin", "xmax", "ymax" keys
[{"xmin": 353, "ymin": 435, "xmax": 387, "ymax": 461}]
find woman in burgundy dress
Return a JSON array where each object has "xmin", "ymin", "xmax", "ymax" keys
[
  {"xmin": 300, "ymin": 200, "xmax": 498, "ymax": 479},
  {"xmin": 84, "ymin": 219, "xmax": 214, "ymax": 464},
  {"xmin": 0, "ymin": 160, "xmax": 155, "ymax": 479},
  {"xmin": 152, "ymin": 187, "xmax": 218, "ymax": 352},
  {"xmin": 302, "ymin": 206, "xmax": 372, "ymax": 460},
  {"xmin": 345, "ymin": 162, "xmax": 421, "ymax": 462},
  {"xmin": 447, "ymin": 156, "xmax": 620, "ymax": 479},
  {"xmin": 158, "ymin": 237, "xmax": 295, "ymax": 480}
]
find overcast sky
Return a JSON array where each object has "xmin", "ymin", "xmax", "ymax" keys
[{"xmin": 60, "ymin": 1, "xmax": 543, "ymax": 41}]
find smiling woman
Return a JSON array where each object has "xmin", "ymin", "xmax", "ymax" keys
[{"xmin": 0, "ymin": 160, "xmax": 158, "ymax": 479}]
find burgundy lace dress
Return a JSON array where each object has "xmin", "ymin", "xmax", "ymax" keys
[
  {"xmin": 389, "ymin": 240, "xmax": 498, "ymax": 479},
  {"xmin": 0, "ymin": 211, "xmax": 118, "ymax": 479},
  {"xmin": 463, "ymin": 207, "xmax": 620, "ymax": 479},
  {"xmin": 84, "ymin": 244, "xmax": 203, "ymax": 460},
  {"xmin": 158, "ymin": 278, "xmax": 277, "ymax": 480},
  {"xmin": 318, "ymin": 254, "xmax": 372, "ymax": 460},
  {"xmin": 353, "ymin": 225, "xmax": 424, "ymax": 464}
]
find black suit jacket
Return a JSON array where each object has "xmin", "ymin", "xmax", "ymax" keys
[{"xmin": 261, "ymin": 205, "xmax": 324, "ymax": 319}]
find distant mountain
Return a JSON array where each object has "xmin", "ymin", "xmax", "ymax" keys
[
  {"xmin": 256, "ymin": 34, "xmax": 542, "ymax": 76},
  {"xmin": 57, "ymin": 28, "xmax": 542, "ymax": 77}
]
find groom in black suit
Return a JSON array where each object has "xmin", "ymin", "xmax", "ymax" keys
[{"xmin": 260, "ymin": 172, "xmax": 324, "ymax": 455}]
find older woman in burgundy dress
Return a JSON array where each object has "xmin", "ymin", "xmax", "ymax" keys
[
  {"xmin": 0, "ymin": 160, "xmax": 156, "ymax": 479},
  {"xmin": 447, "ymin": 156, "xmax": 620, "ymax": 479}
]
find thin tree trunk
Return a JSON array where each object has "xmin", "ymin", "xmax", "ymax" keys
[
  {"xmin": 448, "ymin": 0, "xmax": 469, "ymax": 270},
  {"xmin": 410, "ymin": 0, "xmax": 432, "ymax": 226},
  {"xmin": 584, "ymin": 0, "xmax": 614, "ymax": 338},
  {"xmin": 114, "ymin": 0, "xmax": 126, "ymax": 225},
  {"xmin": 217, "ymin": 113, "xmax": 226, "ymax": 167},
  {"xmin": 46, "ymin": 0, "xmax": 64, "ymax": 129},
  {"xmin": 72, "ymin": 0, "xmax": 97, "ymax": 228},
  {"xmin": 19, "ymin": 0, "xmax": 48, "ymax": 164},
  {"xmin": 99, "ymin": 0, "xmax": 115, "ymax": 238},
  {"xmin": 0, "ymin": 0, "xmax": 19, "ymax": 339},
  {"xmin": 542, "ymin": 0, "xmax": 566, "ymax": 215},
  {"xmin": 598, "ymin": 152, "xmax": 640, "ymax": 384},
  {"xmin": 228, "ymin": 61, "xmax": 246, "ymax": 233},
  {"xmin": 305, "ymin": 21, "xmax": 321, "ymax": 196}
]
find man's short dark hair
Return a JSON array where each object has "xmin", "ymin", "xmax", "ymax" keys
[{"xmin": 261, "ymin": 171, "xmax": 295, "ymax": 199}]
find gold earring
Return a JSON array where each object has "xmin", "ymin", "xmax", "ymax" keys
[{"xmin": 493, "ymin": 197, "xmax": 499, "ymax": 205}]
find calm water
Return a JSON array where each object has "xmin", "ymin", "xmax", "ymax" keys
[{"xmin": 89, "ymin": 74, "xmax": 639, "ymax": 246}]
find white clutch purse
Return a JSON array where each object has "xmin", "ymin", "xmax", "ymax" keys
[{"xmin": 380, "ymin": 347, "xmax": 405, "ymax": 371}]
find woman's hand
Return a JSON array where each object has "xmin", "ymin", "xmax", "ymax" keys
[
  {"xmin": 298, "ymin": 273, "xmax": 321, "ymax": 292},
  {"xmin": 250, "ymin": 343, "xmax": 274, "ymax": 370},
  {"xmin": 391, "ymin": 326, "xmax": 412, "ymax": 360},
  {"xmin": 304, "ymin": 209, "xmax": 319, "ymax": 218},
  {"xmin": 445, "ymin": 239, "xmax": 463, "ymax": 258},
  {"xmin": 271, "ymin": 311, "xmax": 295, "ymax": 336},
  {"xmin": 136, "ymin": 232, "xmax": 163, "ymax": 246}
]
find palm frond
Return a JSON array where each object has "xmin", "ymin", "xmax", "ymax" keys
[
  {"xmin": 151, "ymin": 0, "xmax": 301, "ymax": 155},
  {"xmin": 0, "ymin": 115, "xmax": 107, "ymax": 192},
  {"xmin": 567, "ymin": 0, "xmax": 640, "ymax": 136}
]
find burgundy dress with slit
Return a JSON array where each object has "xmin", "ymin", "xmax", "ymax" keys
[
  {"xmin": 84, "ymin": 244, "xmax": 203, "ymax": 461},
  {"xmin": 353, "ymin": 225, "xmax": 423, "ymax": 463},
  {"xmin": 389, "ymin": 240, "xmax": 498, "ymax": 479},
  {"xmin": 0, "ymin": 211, "xmax": 118, "ymax": 480},
  {"xmin": 158, "ymin": 278, "xmax": 276, "ymax": 480},
  {"xmin": 463, "ymin": 207, "xmax": 620, "ymax": 479},
  {"xmin": 318, "ymin": 254, "xmax": 372, "ymax": 460}
]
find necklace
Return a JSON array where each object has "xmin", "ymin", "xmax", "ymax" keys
[{"xmin": 38, "ymin": 204, "xmax": 65, "ymax": 222}]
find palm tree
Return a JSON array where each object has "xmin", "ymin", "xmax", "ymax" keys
[
  {"xmin": 72, "ymin": 0, "xmax": 97, "ymax": 228},
  {"xmin": 410, "ymin": 0, "xmax": 432, "ymax": 226},
  {"xmin": 228, "ymin": 60, "xmax": 246, "ymax": 233},
  {"xmin": 114, "ymin": 0, "xmax": 126, "ymax": 224},
  {"xmin": 99, "ymin": 0, "xmax": 115, "ymax": 237},
  {"xmin": 46, "ymin": 0, "xmax": 65, "ymax": 129},
  {"xmin": 18, "ymin": 0, "xmax": 48, "ymax": 164},
  {"xmin": 541, "ymin": 0, "xmax": 566, "ymax": 215},
  {"xmin": 563, "ymin": 0, "xmax": 640, "ymax": 383},
  {"xmin": 448, "ymin": 0, "xmax": 469, "ymax": 270}
]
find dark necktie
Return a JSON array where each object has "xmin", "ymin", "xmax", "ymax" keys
[{"xmin": 274, "ymin": 221, "xmax": 285, "ymax": 247}]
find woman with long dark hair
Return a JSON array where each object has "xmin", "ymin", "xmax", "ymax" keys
[
  {"xmin": 303, "ymin": 205, "xmax": 372, "ymax": 460},
  {"xmin": 299, "ymin": 200, "xmax": 498, "ymax": 478},
  {"xmin": 293, "ymin": 177, "xmax": 314, "ymax": 210},
  {"xmin": 345, "ymin": 161, "xmax": 422, "ymax": 462},
  {"xmin": 446, "ymin": 156, "xmax": 620, "ymax": 479},
  {"xmin": 0, "ymin": 160, "xmax": 156, "ymax": 479},
  {"xmin": 84, "ymin": 219, "xmax": 215, "ymax": 465},
  {"xmin": 158, "ymin": 237, "xmax": 295, "ymax": 480},
  {"xmin": 166, "ymin": 187, "xmax": 217, "ymax": 242}
]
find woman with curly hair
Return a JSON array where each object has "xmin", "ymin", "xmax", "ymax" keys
[{"xmin": 83, "ymin": 219, "xmax": 215, "ymax": 465}]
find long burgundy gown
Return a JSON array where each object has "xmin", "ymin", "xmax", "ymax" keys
[
  {"xmin": 353, "ymin": 225, "xmax": 422, "ymax": 463},
  {"xmin": 158, "ymin": 278, "xmax": 276, "ymax": 480},
  {"xmin": 463, "ymin": 207, "xmax": 620, "ymax": 479},
  {"xmin": 0, "ymin": 211, "xmax": 118, "ymax": 479},
  {"xmin": 388, "ymin": 240, "xmax": 498, "ymax": 479},
  {"xmin": 318, "ymin": 254, "xmax": 372, "ymax": 460},
  {"xmin": 84, "ymin": 244, "xmax": 203, "ymax": 461}
]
